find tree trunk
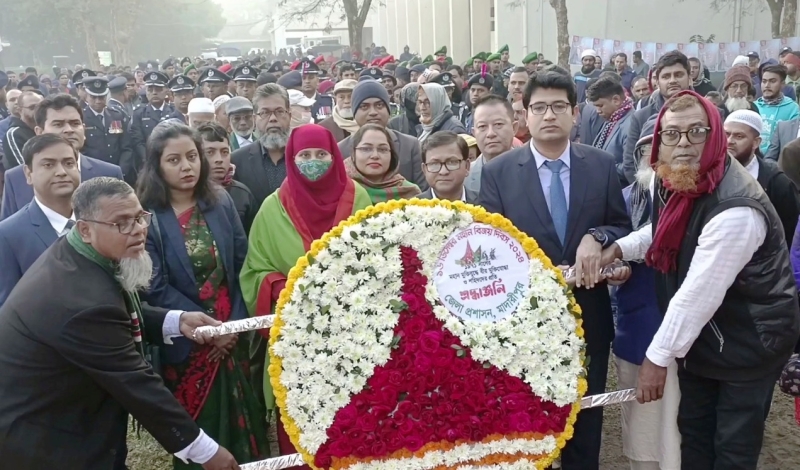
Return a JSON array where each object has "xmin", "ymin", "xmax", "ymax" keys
[
  {"xmin": 349, "ymin": 19, "xmax": 364, "ymax": 55},
  {"xmin": 766, "ymin": 0, "xmax": 784, "ymax": 38},
  {"xmin": 343, "ymin": 0, "xmax": 372, "ymax": 60},
  {"xmin": 782, "ymin": 0, "xmax": 798, "ymax": 37},
  {"xmin": 549, "ymin": 0, "xmax": 570, "ymax": 69}
]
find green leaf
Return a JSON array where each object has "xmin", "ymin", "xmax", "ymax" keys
[
  {"xmin": 389, "ymin": 335, "xmax": 401, "ymax": 349},
  {"xmin": 389, "ymin": 299, "xmax": 407, "ymax": 313},
  {"xmin": 320, "ymin": 305, "xmax": 330, "ymax": 315},
  {"xmin": 450, "ymin": 344, "xmax": 463, "ymax": 351},
  {"xmin": 483, "ymin": 362, "xmax": 492, "ymax": 369},
  {"xmin": 530, "ymin": 297, "xmax": 539, "ymax": 309},
  {"xmin": 307, "ymin": 254, "xmax": 316, "ymax": 265},
  {"xmin": 583, "ymin": 355, "xmax": 592, "ymax": 368},
  {"xmin": 306, "ymin": 324, "xmax": 313, "ymax": 333},
  {"xmin": 350, "ymin": 231, "xmax": 359, "ymax": 240},
  {"xmin": 456, "ymin": 349, "xmax": 466, "ymax": 358}
]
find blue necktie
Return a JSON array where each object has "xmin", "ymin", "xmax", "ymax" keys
[{"xmin": 544, "ymin": 160, "xmax": 568, "ymax": 245}]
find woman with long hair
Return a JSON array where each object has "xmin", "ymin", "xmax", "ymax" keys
[
  {"xmin": 137, "ymin": 122, "xmax": 268, "ymax": 469},
  {"xmin": 344, "ymin": 123, "xmax": 420, "ymax": 203},
  {"xmin": 240, "ymin": 123, "xmax": 372, "ymax": 468}
]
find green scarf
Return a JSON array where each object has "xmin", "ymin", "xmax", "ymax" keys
[{"xmin": 66, "ymin": 229, "xmax": 147, "ymax": 357}]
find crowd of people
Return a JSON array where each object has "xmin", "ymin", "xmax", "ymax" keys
[{"xmin": 0, "ymin": 40, "xmax": 798, "ymax": 470}]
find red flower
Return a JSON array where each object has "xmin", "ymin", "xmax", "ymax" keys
[
  {"xmin": 418, "ymin": 330, "xmax": 443, "ymax": 353},
  {"xmin": 199, "ymin": 281, "xmax": 214, "ymax": 301}
]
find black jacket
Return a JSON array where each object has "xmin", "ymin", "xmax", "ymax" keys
[
  {"xmin": 654, "ymin": 158, "xmax": 800, "ymax": 380},
  {"xmin": 756, "ymin": 156, "xmax": 800, "ymax": 242},
  {"xmin": 0, "ymin": 238, "xmax": 200, "ymax": 469},
  {"xmin": 225, "ymin": 180, "xmax": 258, "ymax": 234},
  {"xmin": 129, "ymin": 103, "xmax": 175, "ymax": 185},
  {"xmin": 2, "ymin": 117, "xmax": 35, "ymax": 170},
  {"xmin": 81, "ymin": 103, "xmax": 133, "ymax": 168}
]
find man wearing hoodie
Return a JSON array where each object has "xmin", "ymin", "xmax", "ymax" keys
[
  {"xmin": 614, "ymin": 53, "xmax": 637, "ymax": 93},
  {"xmin": 755, "ymin": 64, "xmax": 800, "ymax": 154},
  {"xmin": 574, "ymin": 49, "xmax": 602, "ymax": 103},
  {"xmin": 688, "ymin": 57, "xmax": 715, "ymax": 97}
]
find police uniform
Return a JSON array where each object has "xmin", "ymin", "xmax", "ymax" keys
[
  {"xmin": 264, "ymin": 61, "xmax": 283, "ymax": 77},
  {"xmin": 299, "ymin": 60, "xmax": 333, "ymax": 123},
  {"xmin": 232, "ymin": 64, "xmax": 258, "ymax": 101},
  {"xmin": 80, "ymin": 77, "xmax": 132, "ymax": 169},
  {"xmin": 129, "ymin": 71, "xmax": 174, "ymax": 185},
  {"xmin": 166, "ymin": 74, "xmax": 196, "ymax": 124},
  {"xmin": 199, "ymin": 68, "xmax": 232, "ymax": 101},
  {"xmin": 107, "ymin": 76, "xmax": 131, "ymax": 119},
  {"xmin": 359, "ymin": 67, "xmax": 383, "ymax": 80}
]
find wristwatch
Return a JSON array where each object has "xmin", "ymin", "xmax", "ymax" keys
[{"xmin": 588, "ymin": 228, "xmax": 609, "ymax": 246}]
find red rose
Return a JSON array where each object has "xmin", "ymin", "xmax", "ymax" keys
[
  {"xmin": 404, "ymin": 317, "xmax": 427, "ymax": 340},
  {"xmin": 404, "ymin": 435, "xmax": 425, "ymax": 451},
  {"xmin": 501, "ymin": 393, "xmax": 529, "ymax": 413},
  {"xmin": 371, "ymin": 441, "xmax": 387, "ymax": 456},
  {"xmin": 504, "ymin": 375, "xmax": 528, "ymax": 393},
  {"xmin": 509, "ymin": 411, "xmax": 533, "ymax": 432},
  {"xmin": 397, "ymin": 400, "xmax": 421, "ymax": 419},
  {"xmin": 418, "ymin": 330, "xmax": 444, "ymax": 353},
  {"xmin": 356, "ymin": 413, "xmax": 378, "ymax": 432},
  {"xmin": 394, "ymin": 355, "xmax": 413, "ymax": 372},
  {"xmin": 445, "ymin": 428, "xmax": 461, "ymax": 441},
  {"xmin": 327, "ymin": 424, "xmax": 344, "ymax": 440},
  {"xmin": 414, "ymin": 352, "xmax": 433, "ymax": 372},
  {"xmin": 335, "ymin": 403, "xmax": 358, "ymax": 427},
  {"xmin": 388, "ymin": 370, "xmax": 404, "ymax": 386},
  {"xmin": 434, "ymin": 402, "xmax": 453, "ymax": 417},
  {"xmin": 433, "ymin": 348, "xmax": 455, "ymax": 368},
  {"xmin": 398, "ymin": 417, "xmax": 416, "ymax": 435},
  {"xmin": 327, "ymin": 439, "xmax": 353, "ymax": 457}
]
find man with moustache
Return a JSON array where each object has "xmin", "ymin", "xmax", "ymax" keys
[
  {"xmin": 724, "ymin": 110, "xmax": 800, "ymax": 240},
  {"xmin": 225, "ymin": 97, "xmax": 255, "ymax": 151},
  {"xmin": 601, "ymin": 90, "xmax": 799, "ymax": 470},
  {"xmin": 3, "ymin": 91, "xmax": 42, "ymax": 170},
  {"xmin": 0, "ymin": 177, "xmax": 241, "ymax": 470},
  {"xmin": 231, "ymin": 83, "xmax": 291, "ymax": 206},
  {"xmin": 622, "ymin": 51, "xmax": 693, "ymax": 184},
  {"xmin": 318, "ymin": 79, "xmax": 358, "ymax": 142}
]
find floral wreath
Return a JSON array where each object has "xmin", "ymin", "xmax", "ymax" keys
[{"xmin": 269, "ymin": 199, "xmax": 587, "ymax": 470}]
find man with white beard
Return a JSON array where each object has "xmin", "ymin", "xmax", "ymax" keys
[
  {"xmin": 225, "ymin": 97, "xmax": 255, "ymax": 151},
  {"xmin": 722, "ymin": 65, "xmax": 760, "ymax": 118},
  {"xmin": 231, "ymin": 83, "xmax": 291, "ymax": 206},
  {"xmin": 319, "ymin": 79, "xmax": 359, "ymax": 141},
  {"xmin": 0, "ymin": 177, "xmax": 241, "ymax": 470}
]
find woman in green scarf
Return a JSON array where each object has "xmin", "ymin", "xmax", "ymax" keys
[
  {"xmin": 343, "ymin": 123, "xmax": 421, "ymax": 203},
  {"xmin": 240, "ymin": 124, "xmax": 372, "ymax": 466}
]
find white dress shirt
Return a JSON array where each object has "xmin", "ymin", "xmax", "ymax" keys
[
  {"xmin": 235, "ymin": 133, "xmax": 253, "ymax": 148},
  {"xmin": 530, "ymin": 140, "xmax": 571, "ymax": 211},
  {"xmin": 743, "ymin": 155, "xmax": 759, "ymax": 180},
  {"xmin": 34, "ymin": 197, "xmax": 75, "ymax": 236},
  {"xmin": 430, "ymin": 187, "xmax": 466, "ymax": 202},
  {"xmin": 615, "ymin": 206, "xmax": 767, "ymax": 367}
]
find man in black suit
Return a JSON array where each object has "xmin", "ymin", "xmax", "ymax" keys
[
  {"xmin": 418, "ymin": 130, "xmax": 479, "ymax": 203},
  {"xmin": 80, "ymin": 79, "xmax": 133, "ymax": 168},
  {"xmin": 129, "ymin": 72, "xmax": 174, "ymax": 185},
  {"xmin": 0, "ymin": 177, "xmax": 240, "ymax": 470},
  {"xmin": 479, "ymin": 71, "xmax": 632, "ymax": 470}
]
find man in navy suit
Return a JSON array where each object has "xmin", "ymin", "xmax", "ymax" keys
[
  {"xmin": 479, "ymin": 71, "xmax": 632, "ymax": 470},
  {"xmin": 0, "ymin": 134, "xmax": 80, "ymax": 307},
  {"xmin": 1, "ymin": 93, "xmax": 123, "ymax": 220}
]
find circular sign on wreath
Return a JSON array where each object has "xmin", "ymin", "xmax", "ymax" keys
[{"xmin": 270, "ymin": 199, "xmax": 587, "ymax": 470}]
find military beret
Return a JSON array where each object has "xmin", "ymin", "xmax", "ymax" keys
[
  {"xmin": 423, "ymin": 55, "xmax": 434, "ymax": 63},
  {"xmin": 277, "ymin": 70, "xmax": 302, "ymax": 89},
  {"xmin": 522, "ymin": 52, "xmax": 539, "ymax": 64},
  {"xmin": 410, "ymin": 64, "xmax": 427, "ymax": 74},
  {"xmin": 467, "ymin": 71, "xmax": 494, "ymax": 89},
  {"xmin": 435, "ymin": 46, "xmax": 447, "ymax": 56},
  {"xmin": 486, "ymin": 53, "xmax": 502, "ymax": 62},
  {"xmin": 183, "ymin": 63, "xmax": 197, "ymax": 74},
  {"xmin": 498, "ymin": 44, "xmax": 509, "ymax": 54}
]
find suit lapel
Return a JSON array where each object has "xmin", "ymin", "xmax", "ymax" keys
[
  {"xmin": 517, "ymin": 148, "xmax": 561, "ymax": 248},
  {"xmin": 28, "ymin": 202, "xmax": 58, "ymax": 247},
  {"xmin": 80, "ymin": 155, "xmax": 95, "ymax": 181},
  {"xmin": 564, "ymin": 146, "xmax": 588, "ymax": 252},
  {"xmin": 157, "ymin": 208, "xmax": 197, "ymax": 283}
]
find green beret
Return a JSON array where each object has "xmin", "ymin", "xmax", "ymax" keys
[
  {"xmin": 423, "ymin": 55, "xmax": 434, "ymax": 63},
  {"xmin": 498, "ymin": 44, "xmax": 509, "ymax": 54},
  {"xmin": 478, "ymin": 52, "xmax": 489, "ymax": 61},
  {"xmin": 408, "ymin": 58, "xmax": 421, "ymax": 67},
  {"xmin": 183, "ymin": 63, "xmax": 196, "ymax": 74},
  {"xmin": 522, "ymin": 52, "xmax": 539, "ymax": 64},
  {"xmin": 423, "ymin": 62, "xmax": 433, "ymax": 67},
  {"xmin": 486, "ymin": 53, "xmax": 502, "ymax": 62},
  {"xmin": 465, "ymin": 58, "xmax": 474, "ymax": 67},
  {"xmin": 445, "ymin": 56, "xmax": 453, "ymax": 66},
  {"xmin": 398, "ymin": 61, "xmax": 408, "ymax": 68},
  {"xmin": 435, "ymin": 46, "xmax": 447, "ymax": 55}
]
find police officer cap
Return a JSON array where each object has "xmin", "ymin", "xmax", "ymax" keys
[
  {"xmin": 431, "ymin": 72, "xmax": 455, "ymax": 87},
  {"xmin": 352, "ymin": 61, "xmax": 365, "ymax": 73},
  {"xmin": 83, "ymin": 76, "xmax": 109, "ymax": 97},
  {"xmin": 72, "ymin": 68, "xmax": 96, "ymax": 85},
  {"xmin": 169, "ymin": 74, "xmax": 196, "ymax": 92},
  {"xmin": 145, "ymin": 71, "xmax": 169, "ymax": 87},
  {"xmin": 233, "ymin": 64, "xmax": 258, "ymax": 82},
  {"xmin": 0, "ymin": 71, "xmax": 7, "ymax": 89},
  {"xmin": 277, "ymin": 71, "xmax": 302, "ymax": 89},
  {"xmin": 265, "ymin": 61, "xmax": 283, "ymax": 73},
  {"xmin": 199, "ymin": 68, "xmax": 232, "ymax": 84},
  {"xmin": 17, "ymin": 75, "xmax": 40, "ymax": 91},
  {"xmin": 359, "ymin": 67, "xmax": 383, "ymax": 79},
  {"xmin": 108, "ymin": 76, "xmax": 127, "ymax": 93},
  {"xmin": 162, "ymin": 58, "xmax": 175, "ymax": 69},
  {"xmin": 299, "ymin": 59, "xmax": 320, "ymax": 75}
]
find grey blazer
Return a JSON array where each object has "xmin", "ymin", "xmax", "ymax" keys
[
  {"xmin": 599, "ymin": 111, "xmax": 633, "ymax": 184},
  {"xmin": 339, "ymin": 129, "xmax": 429, "ymax": 191},
  {"xmin": 765, "ymin": 119, "xmax": 800, "ymax": 162},
  {"xmin": 464, "ymin": 154, "xmax": 486, "ymax": 194},
  {"xmin": 416, "ymin": 187, "xmax": 479, "ymax": 204}
]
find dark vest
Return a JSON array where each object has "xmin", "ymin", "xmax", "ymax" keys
[{"xmin": 653, "ymin": 158, "xmax": 799, "ymax": 381}]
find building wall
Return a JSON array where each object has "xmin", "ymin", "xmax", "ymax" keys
[{"xmin": 374, "ymin": 0, "xmax": 774, "ymax": 64}]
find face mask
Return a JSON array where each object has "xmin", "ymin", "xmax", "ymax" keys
[
  {"xmin": 296, "ymin": 159, "xmax": 332, "ymax": 181},
  {"xmin": 291, "ymin": 111, "xmax": 313, "ymax": 128}
]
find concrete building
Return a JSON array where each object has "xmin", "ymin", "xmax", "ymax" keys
[{"xmin": 373, "ymin": 0, "xmax": 775, "ymax": 65}]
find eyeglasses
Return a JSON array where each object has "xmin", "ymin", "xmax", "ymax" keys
[
  {"xmin": 528, "ymin": 102, "xmax": 571, "ymax": 115},
  {"xmin": 82, "ymin": 212, "xmax": 152, "ymax": 234},
  {"xmin": 424, "ymin": 159, "xmax": 464, "ymax": 173},
  {"xmin": 355, "ymin": 146, "xmax": 391, "ymax": 156},
  {"xmin": 659, "ymin": 127, "xmax": 711, "ymax": 146},
  {"xmin": 231, "ymin": 114, "xmax": 254, "ymax": 123},
  {"xmin": 256, "ymin": 109, "xmax": 287, "ymax": 119}
]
